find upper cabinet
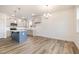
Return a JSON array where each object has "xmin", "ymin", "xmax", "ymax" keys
[
  {"xmin": 8, "ymin": 17, "xmax": 27, "ymax": 28},
  {"xmin": 31, "ymin": 15, "xmax": 42, "ymax": 28}
]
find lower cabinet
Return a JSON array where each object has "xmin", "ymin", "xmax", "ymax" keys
[{"xmin": 11, "ymin": 31, "xmax": 27, "ymax": 43}]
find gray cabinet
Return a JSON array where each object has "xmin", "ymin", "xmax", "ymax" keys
[{"xmin": 11, "ymin": 31, "xmax": 27, "ymax": 43}]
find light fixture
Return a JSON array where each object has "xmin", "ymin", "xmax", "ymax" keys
[
  {"xmin": 10, "ymin": 7, "xmax": 26, "ymax": 23},
  {"xmin": 43, "ymin": 13, "xmax": 52, "ymax": 18},
  {"xmin": 14, "ymin": 20, "xmax": 17, "ymax": 23},
  {"xmin": 18, "ymin": 19, "xmax": 21, "ymax": 22},
  {"xmin": 43, "ymin": 5, "xmax": 52, "ymax": 18}
]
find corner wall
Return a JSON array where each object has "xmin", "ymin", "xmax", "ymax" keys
[{"xmin": 34, "ymin": 7, "xmax": 75, "ymax": 41}]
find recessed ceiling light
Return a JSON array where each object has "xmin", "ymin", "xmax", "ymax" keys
[
  {"xmin": 18, "ymin": 19, "xmax": 21, "ymax": 22},
  {"xmin": 32, "ymin": 13, "xmax": 36, "ymax": 16},
  {"xmin": 14, "ymin": 20, "xmax": 17, "ymax": 23}
]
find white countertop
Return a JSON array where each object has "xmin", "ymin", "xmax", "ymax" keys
[
  {"xmin": 7, "ymin": 27, "xmax": 35, "ymax": 32},
  {"xmin": 10, "ymin": 30, "xmax": 27, "ymax": 32}
]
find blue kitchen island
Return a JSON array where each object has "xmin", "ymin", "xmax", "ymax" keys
[{"xmin": 11, "ymin": 30, "xmax": 27, "ymax": 43}]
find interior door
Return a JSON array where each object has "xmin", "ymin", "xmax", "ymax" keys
[
  {"xmin": 0, "ymin": 15, "xmax": 6, "ymax": 38},
  {"xmin": 0, "ymin": 17, "xmax": 4, "ymax": 38}
]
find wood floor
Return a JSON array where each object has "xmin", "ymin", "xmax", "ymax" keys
[{"xmin": 0, "ymin": 36, "xmax": 78, "ymax": 54}]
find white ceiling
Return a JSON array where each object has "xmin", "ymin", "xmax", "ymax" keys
[{"xmin": 0, "ymin": 5, "xmax": 74, "ymax": 18}]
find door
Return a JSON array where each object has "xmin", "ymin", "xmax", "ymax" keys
[{"xmin": 0, "ymin": 14, "xmax": 6, "ymax": 38}]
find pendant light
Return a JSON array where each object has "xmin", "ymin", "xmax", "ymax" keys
[{"xmin": 43, "ymin": 5, "xmax": 52, "ymax": 18}]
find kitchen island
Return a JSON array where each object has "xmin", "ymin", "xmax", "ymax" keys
[{"xmin": 11, "ymin": 30, "xmax": 27, "ymax": 43}]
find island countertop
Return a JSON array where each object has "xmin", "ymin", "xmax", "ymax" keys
[
  {"xmin": 8, "ymin": 27, "xmax": 34, "ymax": 31},
  {"xmin": 10, "ymin": 30, "xmax": 27, "ymax": 32}
]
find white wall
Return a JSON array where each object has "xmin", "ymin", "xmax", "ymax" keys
[{"xmin": 34, "ymin": 8, "xmax": 75, "ymax": 41}]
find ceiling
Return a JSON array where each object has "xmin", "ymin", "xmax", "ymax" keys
[{"xmin": 0, "ymin": 5, "xmax": 74, "ymax": 18}]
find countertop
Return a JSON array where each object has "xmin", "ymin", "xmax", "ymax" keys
[
  {"xmin": 7, "ymin": 27, "xmax": 35, "ymax": 32},
  {"xmin": 10, "ymin": 30, "xmax": 27, "ymax": 32}
]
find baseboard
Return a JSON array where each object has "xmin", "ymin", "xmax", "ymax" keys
[
  {"xmin": 73, "ymin": 40, "xmax": 79, "ymax": 52},
  {"xmin": 34, "ymin": 35, "xmax": 73, "ymax": 41},
  {"xmin": 72, "ymin": 42, "xmax": 79, "ymax": 54}
]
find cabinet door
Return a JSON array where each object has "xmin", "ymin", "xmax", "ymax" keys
[{"xmin": 19, "ymin": 31, "xmax": 27, "ymax": 43}]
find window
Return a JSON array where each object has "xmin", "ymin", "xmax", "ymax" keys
[{"xmin": 77, "ymin": 7, "xmax": 79, "ymax": 32}]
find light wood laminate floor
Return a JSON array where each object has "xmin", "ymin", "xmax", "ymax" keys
[{"xmin": 0, "ymin": 36, "xmax": 78, "ymax": 54}]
